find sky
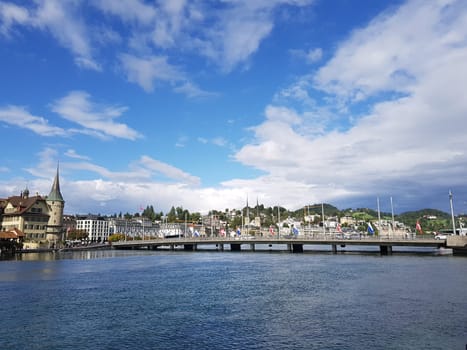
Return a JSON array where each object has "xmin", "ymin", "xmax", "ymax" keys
[{"xmin": 0, "ymin": 0, "xmax": 466, "ymax": 216}]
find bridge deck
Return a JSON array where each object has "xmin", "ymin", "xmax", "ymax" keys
[{"xmin": 111, "ymin": 236, "xmax": 445, "ymax": 250}]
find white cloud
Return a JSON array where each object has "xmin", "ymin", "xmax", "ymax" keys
[
  {"xmin": 33, "ymin": 0, "xmax": 98, "ymax": 71},
  {"xmin": 232, "ymin": 0, "xmax": 467, "ymax": 209},
  {"xmin": 65, "ymin": 149, "xmax": 90, "ymax": 161},
  {"xmin": 51, "ymin": 91, "xmax": 142, "ymax": 141},
  {"xmin": 0, "ymin": 105, "xmax": 67, "ymax": 136},
  {"xmin": 96, "ymin": 0, "xmax": 314, "ymax": 73},
  {"xmin": 12, "ymin": 148, "xmax": 207, "ymax": 214},
  {"xmin": 173, "ymin": 82, "xmax": 218, "ymax": 99},
  {"xmin": 119, "ymin": 53, "xmax": 184, "ymax": 92},
  {"xmin": 306, "ymin": 48, "xmax": 322, "ymax": 63},
  {"xmin": 1, "ymin": 0, "xmax": 314, "ymax": 93},
  {"xmin": 93, "ymin": 0, "xmax": 156, "ymax": 25},
  {"xmin": 119, "ymin": 54, "xmax": 215, "ymax": 98},
  {"xmin": 24, "ymin": 147, "xmax": 60, "ymax": 179},
  {"xmin": 0, "ymin": 0, "xmax": 100, "ymax": 70},
  {"xmin": 139, "ymin": 155, "xmax": 200, "ymax": 186},
  {"xmin": 196, "ymin": 0, "xmax": 314, "ymax": 72},
  {"xmin": 313, "ymin": 0, "xmax": 467, "ymax": 102},
  {"xmin": 0, "ymin": 2, "xmax": 30, "ymax": 36}
]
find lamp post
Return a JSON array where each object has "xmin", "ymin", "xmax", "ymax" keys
[
  {"xmin": 449, "ymin": 190, "xmax": 456, "ymax": 235},
  {"xmin": 321, "ymin": 203, "xmax": 325, "ymax": 236}
]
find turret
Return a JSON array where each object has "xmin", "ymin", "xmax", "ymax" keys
[{"xmin": 46, "ymin": 164, "xmax": 65, "ymax": 242}]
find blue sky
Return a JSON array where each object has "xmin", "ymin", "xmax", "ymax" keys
[{"xmin": 1, "ymin": 0, "xmax": 466, "ymax": 216}]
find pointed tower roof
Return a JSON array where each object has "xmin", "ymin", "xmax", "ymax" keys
[{"xmin": 48, "ymin": 164, "xmax": 64, "ymax": 202}]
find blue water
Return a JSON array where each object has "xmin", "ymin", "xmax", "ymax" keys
[{"xmin": 0, "ymin": 250, "xmax": 466, "ymax": 350}]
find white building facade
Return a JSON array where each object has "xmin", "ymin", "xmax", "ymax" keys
[{"xmin": 76, "ymin": 216, "xmax": 110, "ymax": 242}]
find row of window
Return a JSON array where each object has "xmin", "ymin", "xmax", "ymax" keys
[
  {"xmin": 2, "ymin": 216, "xmax": 48, "ymax": 222},
  {"xmin": 25, "ymin": 225, "xmax": 47, "ymax": 230}
]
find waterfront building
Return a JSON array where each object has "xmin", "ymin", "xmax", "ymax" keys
[
  {"xmin": 340, "ymin": 216, "xmax": 357, "ymax": 226},
  {"xmin": 76, "ymin": 215, "xmax": 110, "ymax": 242},
  {"xmin": 0, "ymin": 166, "xmax": 65, "ymax": 245},
  {"xmin": 107, "ymin": 217, "xmax": 160, "ymax": 239}
]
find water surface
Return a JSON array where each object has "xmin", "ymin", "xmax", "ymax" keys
[{"xmin": 1, "ymin": 250, "xmax": 465, "ymax": 349}]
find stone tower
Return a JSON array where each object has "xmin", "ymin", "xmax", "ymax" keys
[{"xmin": 46, "ymin": 164, "xmax": 65, "ymax": 242}]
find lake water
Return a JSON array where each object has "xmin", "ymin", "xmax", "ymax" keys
[{"xmin": 1, "ymin": 250, "xmax": 466, "ymax": 350}]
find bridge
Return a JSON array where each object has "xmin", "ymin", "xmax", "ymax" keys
[{"xmin": 111, "ymin": 235, "xmax": 467, "ymax": 255}]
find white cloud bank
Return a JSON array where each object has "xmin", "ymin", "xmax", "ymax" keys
[
  {"xmin": 0, "ymin": 91, "xmax": 141, "ymax": 141},
  {"xmin": 0, "ymin": 0, "xmax": 313, "ymax": 95},
  {"xmin": 232, "ymin": 0, "xmax": 467, "ymax": 211},
  {"xmin": 2, "ymin": 0, "xmax": 466, "ymax": 215}
]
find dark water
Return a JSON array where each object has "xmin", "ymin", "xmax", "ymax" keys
[{"xmin": 0, "ymin": 250, "xmax": 466, "ymax": 350}]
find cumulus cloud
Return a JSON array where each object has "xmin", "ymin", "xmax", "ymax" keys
[
  {"xmin": 233, "ymin": 0, "xmax": 467, "ymax": 210},
  {"xmin": 13, "ymin": 148, "xmax": 207, "ymax": 214},
  {"xmin": 313, "ymin": 0, "xmax": 467, "ymax": 102}
]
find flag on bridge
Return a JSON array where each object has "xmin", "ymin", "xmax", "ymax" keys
[
  {"xmin": 194, "ymin": 230, "xmax": 200, "ymax": 237},
  {"xmin": 292, "ymin": 226, "xmax": 299, "ymax": 236},
  {"xmin": 236, "ymin": 227, "xmax": 241, "ymax": 236},
  {"xmin": 367, "ymin": 222, "xmax": 375, "ymax": 235},
  {"xmin": 337, "ymin": 223, "xmax": 342, "ymax": 233},
  {"xmin": 416, "ymin": 220, "xmax": 423, "ymax": 234}
]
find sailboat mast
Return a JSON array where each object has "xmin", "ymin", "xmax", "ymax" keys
[
  {"xmin": 321, "ymin": 203, "xmax": 325, "ymax": 235},
  {"xmin": 377, "ymin": 197, "xmax": 382, "ymax": 235},
  {"xmin": 278, "ymin": 205, "xmax": 280, "ymax": 238},
  {"xmin": 390, "ymin": 197, "xmax": 395, "ymax": 237},
  {"xmin": 449, "ymin": 190, "xmax": 456, "ymax": 235}
]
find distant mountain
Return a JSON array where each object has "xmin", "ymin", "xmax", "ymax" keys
[
  {"xmin": 299, "ymin": 203, "xmax": 341, "ymax": 216},
  {"xmin": 397, "ymin": 208, "xmax": 450, "ymax": 221},
  {"xmin": 396, "ymin": 209, "xmax": 450, "ymax": 233}
]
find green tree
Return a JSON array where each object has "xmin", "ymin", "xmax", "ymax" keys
[
  {"xmin": 108, "ymin": 233, "xmax": 125, "ymax": 242},
  {"xmin": 167, "ymin": 206, "xmax": 177, "ymax": 222},
  {"xmin": 67, "ymin": 229, "xmax": 88, "ymax": 240}
]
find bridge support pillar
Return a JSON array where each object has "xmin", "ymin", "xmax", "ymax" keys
[
  {"xmin": 170, "ymin": 244, "xmax": 175, "ymax": 251},
  {"xmin": 184, "ymin": 244, "xmax": 194, "ymax": 251},
  {"xmin": 380, "ymin": 245, "xmax": 392, "ymax": 255},
  {"xmin": 219, "ymin": 244, "xmax": 224, "ymax": 251},
  {"xmin": 230, "ymin": 243, "xmax": 241, "ymax": 251},
  {"xmin": 292, "ymin": 244, "xmax": 303, "ymax": 253},
  {"xmin": 287, "ymin": 244, "xmax": 292, "ymax": 252},
  {"xmin": 331, "ymin": 244, "xmax": 337, "ymax": 254},
  {"xmin": 250, "ymin": 244, "xmax": 255, "ymax": 252}
]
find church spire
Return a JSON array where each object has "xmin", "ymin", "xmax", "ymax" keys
[{"xmin": 48, "ymin": 163, "xmax": 64, "ymax": 202}]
